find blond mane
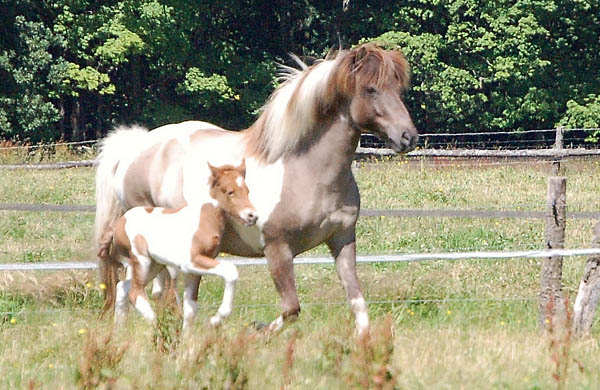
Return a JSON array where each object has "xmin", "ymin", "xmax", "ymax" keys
[{"xmin": 244, "ymin": 43, "xmax": 410, "ymax": 163}]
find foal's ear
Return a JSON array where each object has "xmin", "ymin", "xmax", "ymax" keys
[
  {"xmin": 207, "ymin": 162, "xmax": 220, "ymax": 179},
  {"xmin": 235, "ymin": 159, "xmax": 246, "ymax": 177}
]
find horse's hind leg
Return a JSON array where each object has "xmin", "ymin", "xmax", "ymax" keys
[{"xmin": 327, "ymin": 231, "xmax": 369, "ymax": 336}]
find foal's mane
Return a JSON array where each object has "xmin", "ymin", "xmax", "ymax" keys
[{"xmin": 243, "ymin": 43, "xmax": 410, "ymax": 164}]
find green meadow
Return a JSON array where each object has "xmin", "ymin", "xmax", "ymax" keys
[{"xmin": 1, "ymin": 156, "xmax": 599, "ymax": 389}]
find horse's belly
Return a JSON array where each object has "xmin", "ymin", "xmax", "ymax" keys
[{"xmin": 220, "ymin": 222, "xmax": 265, "ymax": 257}]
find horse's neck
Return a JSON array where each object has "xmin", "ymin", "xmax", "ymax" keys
[{"xmin": 293, "ymin": 114, "xmax": 360, "ymax": 180}]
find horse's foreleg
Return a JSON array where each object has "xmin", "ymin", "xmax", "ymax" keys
[
  {"xmin": 264, "ymin": 243, "xmax": 300, "ymax": 332},
  {"xmin": 327, "ymin": 231, "xmax": 369, "ymax": 336}
]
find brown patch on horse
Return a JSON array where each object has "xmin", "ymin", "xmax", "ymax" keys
[
  {"xmin": 144, "ymin": 207, "xmax": 154, "ymax": 214},
  {"xmin": 122, "ymin": 143, "xmax": 161, "ymax": 207},
  {"xmin": 122, "ymin": 138, "xmax": 188, "ymax": 208},
  {"xmin": 161, "ymin": 207, "xmax": 183, "ymax": 214},
  {"xmin": 128, "ymin": 234, "xmax": 150, "ymax": 304},
  {"xmin": 190, "ymin": 203, "xmax": 224, "ymax": 269},
  {"xmin": 112, "ymin": 216, "xmax": 131, "ymax": 256}
]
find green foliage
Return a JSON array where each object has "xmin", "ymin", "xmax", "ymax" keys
[
  {"xmin": 366, "ymin": 0, "xmax": 575, "ymax": 133},
  {"xmin": 0, "ymin": 16, "xmax": 66, "ymax": 142},
  {"xmin": 177, "ymin": 68, "xmax": 237, "ymax": 108},
  {"xmin": 0, "ymin": 1, "xmax": 599, "ymax": 141},
  {"xmin": 64, "ymin": 63, "xmax": 115, "ymax": 96},
  {"xmin": 558, "ymin": 95, "xmax": 600, "ymax": 141}
]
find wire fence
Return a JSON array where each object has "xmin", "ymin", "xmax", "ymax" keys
[
  {"xmin": 0, "ymin": 127, "xmax": 597, "ymax": 151},
  {"xmin": 0, "ymin": 297, "xmax": 540, "ymax": 318},
  {"xmin": 2, "ymin": 248, "xmax": 600, "ymax": 272}
]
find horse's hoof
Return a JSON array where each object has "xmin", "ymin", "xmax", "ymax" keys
[
  {"xmin": 250, "ymin": 321, "xmax": 269, "ymax": 331},
  {"xmin": 210, "ymin": 315, "xmax": 223, "ymax": 327}
]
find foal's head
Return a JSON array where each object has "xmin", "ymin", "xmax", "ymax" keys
[{"xmin": 208, "ymin": 160, "xmax": 258, "ymax": 226}]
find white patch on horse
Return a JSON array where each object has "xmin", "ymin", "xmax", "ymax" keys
[
  {"xmin": 351, "ymin": 297, "xmax": 369, "ymax": 334},
  {"xmin": 134, "ymin": 295, "xmax": 156, "ymax": 321},
  {"xmin": 268, "ymin": 315, "xmax": 285, "ymax": 332},
  {"xmin": 229, "ymin": 157, "xmax": 285, "ymax": 251},
  {"xmin": 182, "ymin": 135, "xmax": 245, "ymax": 206},
  {"xmin": 235, "ymin": 176, "xmax": 244, "ymax": 187}
]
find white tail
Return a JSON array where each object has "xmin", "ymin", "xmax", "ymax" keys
[{"xmin": 94, "ymin": 125, "xmax": 149, "ymax": 312}]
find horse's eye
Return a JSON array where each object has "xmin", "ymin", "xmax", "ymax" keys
[
  {"xmin": 227, "ymin": 190, "xmax": 235, "ymax": 197},
  {"xmin": 365, "ymin": 86, "xmax": 378, "ymax": 95}
]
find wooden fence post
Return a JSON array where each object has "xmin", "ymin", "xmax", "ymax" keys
[
  {"xmin": 552, "ymin": 127, "xmax": 564, "ymax": 175},
  {"xmin": 554, "ymin": 126, "xmax": 564, "ymax": 149},
  {"xmin": 573, "ymin": 222, "xmax": 600, "ymax": 337},
  {"xmin": 539, "ymin": 176, "xmax": 567, "ymax": 330}
]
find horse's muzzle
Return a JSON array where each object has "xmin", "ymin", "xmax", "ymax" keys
[{"xmin": 384, "ymin": 128, "xmax": 419, "ymax": 153}]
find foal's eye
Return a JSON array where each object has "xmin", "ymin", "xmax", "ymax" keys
[{"xmin": 227, "ymin": 190, "xmax": 235, "ymax": 197}]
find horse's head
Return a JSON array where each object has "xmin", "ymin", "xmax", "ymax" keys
[
  {"xmin": 208, "ymin": 160, "xmax": 258, "ymax": 226},
  {"xmin": 332, "ymin": 43, "xmax": 418, "ymax": 153}
]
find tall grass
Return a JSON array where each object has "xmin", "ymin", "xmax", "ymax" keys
[{"xmin": 1, "ymin": 156, "xmax": 600, "ymax": 388}]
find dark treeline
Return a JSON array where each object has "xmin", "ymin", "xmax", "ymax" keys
[{"xmin": 1, "ymin": 0, "xmax": 599, "ymax": 144}]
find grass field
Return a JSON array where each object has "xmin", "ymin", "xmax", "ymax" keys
[{"xmin": 1, "ymin": 156, "xmax": 599, "ymax": 389}]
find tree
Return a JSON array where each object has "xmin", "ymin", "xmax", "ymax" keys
[{"xmin": 0, "ymin": 16, "xmax": 66, "ymax": 142}]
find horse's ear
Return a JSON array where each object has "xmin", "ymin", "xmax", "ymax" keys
[{"xmin": 354, "ymin": 44, "xmax": 368, "ymax": 64}]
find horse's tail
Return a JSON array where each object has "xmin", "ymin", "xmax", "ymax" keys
[{"xmin": 94, "ymin": 125, "xmax": 148, "ymax": 313}]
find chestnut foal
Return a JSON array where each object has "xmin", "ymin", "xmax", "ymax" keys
[{"xmin": 99, "ymin": 160, "xmax": 257, "ymax": 330}]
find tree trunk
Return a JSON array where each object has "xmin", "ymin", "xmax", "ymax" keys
[
  {"xmin": 70, "ymin": 99, "xmax": 81, "ymax": 141},
  {"xmin": 573, "ymin": 222, "xmax": 600, "ymax": 337}
]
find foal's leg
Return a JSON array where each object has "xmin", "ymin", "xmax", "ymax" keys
[
  {"xmin": 129, "ymin": 253, "xmax": 163, "ymax": 322},
  {"xmin": 151, "ymin": 268, "xmax": 169, "ymax": 299},
  {"xmin": 182, "ymin": 273, "xmax": 201, "ymax": 331},
  {"xmin": 263, "ymin": 242, "xmax": 300, "ymax": 332},
  {"xmin": 182, "ymin": 255, "xmax": 239, "ymax": 328},
  {"xmin": 151, "ymin": 267, "xmax": 180, "ymax": 306},
  {"xmin": 327, "ymin": 229, "xmax": 369, "ymax": 336},
  {"xmin": 115, "ymin": 266, "xmax": 133, "ymax": 325}
]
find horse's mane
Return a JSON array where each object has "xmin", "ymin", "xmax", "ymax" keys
[{"xmin": 244, "ymin": 43, "xmax": 410, "ymax": 164}]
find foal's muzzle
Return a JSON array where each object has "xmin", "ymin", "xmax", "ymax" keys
[{"xmin": 240, "ymin": 209, "xmax": 258, "ymax": 226}]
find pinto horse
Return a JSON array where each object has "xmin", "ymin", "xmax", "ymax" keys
[
  {"xmin": 98, "ymin": 161, "xmax": 257, "ymax": 329},
  {"xmin": 95, "ymin": 43, "xmax": 418, "ymax": 335}
]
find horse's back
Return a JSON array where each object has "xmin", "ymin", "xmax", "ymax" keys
[{"xmin": 113, "ymin": 121, "xmax": 242, "ymax": 209}]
